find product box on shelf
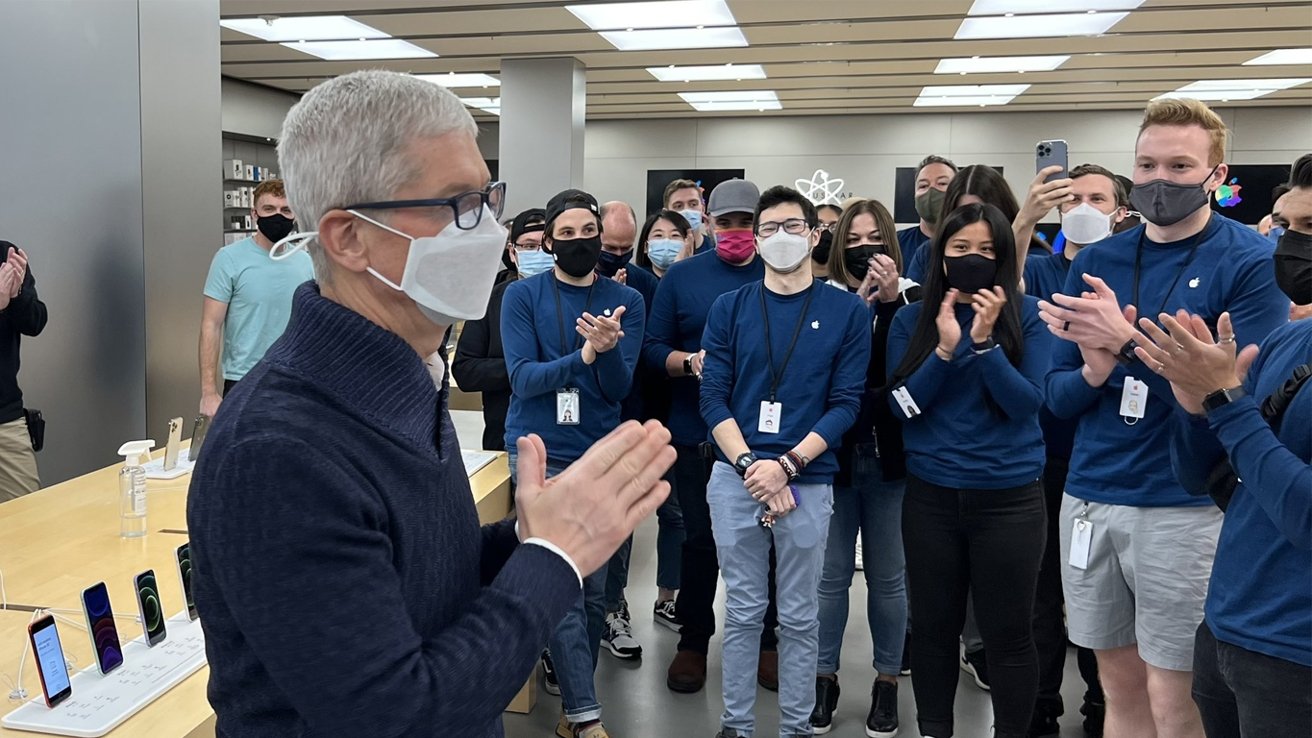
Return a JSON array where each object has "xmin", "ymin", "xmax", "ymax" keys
[
  {"xmin": 224, "ymin": 159, "xmax": 243, "ymax": 179},
  {"xmin": 223, "ymin": 190, "xmax": 237, "ymax": 208},
  {"xmin": 244, "ymin": 164, "xmax": 255, "ymax": 180}
]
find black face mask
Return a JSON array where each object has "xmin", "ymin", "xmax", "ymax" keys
[
  {"xmin": 257, "ymin": 213, "xmax": 295, "ymax": 244},
  {"xmin": 550, "ymin": 236, "xmax": 603, "ymax": 278},
  {"xmin": 595, "ymin": 248, "xmax": 633, "ymax": 278},
  {"xmin": 1274, "ymin": 230, "xmax": 1312, "ymax": 305},
  {"xmin": 843, "ymin": 245, "xmax": 881, "ymax": 281},
  {"xmin": 812, "ymin": 230, "xmax": 833, "ymax": 265},
  {"xmin": 944, "ymin": 254, "xmax": 998, "ymax": 294}
]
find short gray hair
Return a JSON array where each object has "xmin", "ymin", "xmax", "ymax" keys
[{"xmin": 278, "ymin": 70, "xmax": 478, "ymax": 277}]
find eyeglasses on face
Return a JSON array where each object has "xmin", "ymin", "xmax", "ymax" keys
[{"xmin": 341, "ymin": 181, "xmax": 507, "ymax": 230}]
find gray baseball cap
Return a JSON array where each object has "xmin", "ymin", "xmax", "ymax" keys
[{"xmin": 707, "ymin": 179, "xmax": 760, "ymax": 217}]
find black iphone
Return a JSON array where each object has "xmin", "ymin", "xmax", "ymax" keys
[
  {"xmin": 176, "ymin": 543, "xmax": 197, "ymax": 621},
  {"xmin": 81, "ymin": 582, "xmax": 124, "ymax": 674},
  {"xmin": 133, "ymin": 570, "xmax": 167, "ymax": 646},
  {"xmin": 27, "ymin": 614, "xmax": 73, "ymax": 708}
]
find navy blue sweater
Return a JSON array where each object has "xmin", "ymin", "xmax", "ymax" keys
[
  {"xmin": 187, "ymin": 283, "xmax": 579, "ymax": 738},
  {"xmin": 1173, "ymin": 319, "xmax": 1312, "ymax": 666},
  {"xmin": 502, "ymin": 271, "xmax": 645, "ymax": 464},
  {"xmin": 643, "ymin": 250, "xmax": 765, "ymax": 446},
  {"xmin": 1047, "ymin": 215, "xmax": 1289, "ymax": 507},
  {"xmin": 896, "ymin": 226, "xmax": 931, "ymax": 278},
  {"xmin": 887, "ymin": 297, "xmax": 1051, "ymax": 489},
  {"xmin": 607, "ymin": 264, "xmax": 660, "ymax": 423},
  {"xmin": 700, "ymin": 280, "xmax": 869, "ymax": 483},
  {"xmin": 1024, "ymin": 250, "xmax": 1078, "ymax": 460}
]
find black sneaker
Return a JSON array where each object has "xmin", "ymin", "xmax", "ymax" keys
[
  {"xmin": 867, "ymin": 679, "xmax": 899, "ymax": 738},
  {"xmin": 1081, "ymin": 694, "xmax": 1105, "ymax": 737},
  {"xmin": 653, "ymin": 598, "xmax": 681, "ymax": 632},
  {"xmin": 810, "ymin": 676, "xmax": 840, "ymax": 734},
  {"xmin": 1028, "ymin": 708, "xmax": 1060, "ymax": 737},
  {"xmin": 542, "ymin": 650, "xmax": 561, "ymax": 696},
  {"xmin": 960, "ymin": 647, "xmax": 991, "ymax": 691},
  {"xmin": 900, "ymin": 633, "xmax": 912, "ymax": 676}
]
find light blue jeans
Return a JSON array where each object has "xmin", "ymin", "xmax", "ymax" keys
[
  {"xmin": 707, "ymin": 462, "xmax": 833, "ymax": 738},
  {"xmin": 816, "ymin": 468, "xmax": 908, "ymax": 676},
  {"xmin": 508, "ymin": 451, "xmax": 606, "ymax": 723}
]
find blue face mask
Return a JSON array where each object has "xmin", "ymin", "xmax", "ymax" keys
[
  {"xmin": 516, "ymin": 249, "xmax": 554, "ymax": 278},
  {"xmin": 680, "ymin": 209, "xmax": 703, "ymax": 231},
  {"xmin": 647, "ymin": 238, "xmax": 682, "ymax": 270}
]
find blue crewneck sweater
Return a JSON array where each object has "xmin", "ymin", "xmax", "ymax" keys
[
  {"xmin": 897, "ymin": 225, "xmax": 932, "ymax": 276},
  {"xmin": 1047, "ymin": 214, "xmax": 1289, "ymax": 506},
  {"xmin": 699, "ymin": 280, "xmax": 869, "ymax": 483},
  {"xmin": 1024, "ymin": 250, "xmax": 1078, "ymax": 460},
  {"xmin": 187, "ymin": 283, "xmax": 579, "ymax": 738},
  {"xmin": 502, "ymin": 271, "xmax": 645, "ymax": 464},
  {"xmin": 643, "ymin": 250, "xmax": 766, "ymax": 446},
  {"xmin": 887, "ymin": 296, "xmax": 1051, "ymax": 489},
  {"xmin": 1173, "ymin": 319, "xmax": 1312, "ymax": 667}
]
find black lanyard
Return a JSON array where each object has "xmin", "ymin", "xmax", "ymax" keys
[
  {"xmin": 1132, "ymin": 231, "xmax": 1203, "ymax": 320},
  {"xmin": 551, "ymin": 276, "xmax": 596, "ymax": 356},
  {"xmin": 760, "ymin": 283, "xmax": 815, "ymax": 402}
]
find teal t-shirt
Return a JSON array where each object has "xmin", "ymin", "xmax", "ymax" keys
[{"xmin": 203, "ymin": 237, "xmax": 315, "ymax": 381}]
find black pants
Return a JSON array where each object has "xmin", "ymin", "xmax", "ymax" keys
[
  {"xmin": 1193, "ymin": 620, "xmax": 1312, "ymax": 738},
  {"xmin": 903, "ymin": 474, "xmax": 1046, "ymax": 738},
  {"xmin": 1032, "ymin": 457, "xmax": 1103, "ymax": 715},
  {"xmin": 222, "ymin": 379, "xmax": 238, "ymax": 397},
  {"xmin": 673, "ymin": 443, "xmax": 777, "ymax": 654}
]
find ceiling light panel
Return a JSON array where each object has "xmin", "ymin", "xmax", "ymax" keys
[
  {"xmin": 647, "ymin": 64, "xmax": 766, "ymax": 82},
  {"xmin": 934, "ymin": 55, "xmax": 1070, "ymax": 74},
  {"xmin": 220, "ymin": 15, "xmax": 388, "ymax": 42},
  {"xmin": 567, "ymin": 0, "xmax": 736, "ymax": 30},
  {"xmin": 955, "ymin": 12, "xmax": 1131, "ymax": 39},
  {"xmin": 914, "ymin": 84, "xmax": 1030, "ymax": 107},
  {"xmin": 1244, "ymin": 49, "xmax": 1312, "ymax": 66},
  {"xmin": 679, "ymin": 90, "xmax": 781, "ymax": 112},
  {"xmin": 599, "ymin": 26, "xmax": 746, "ymax": 51},
  {"xmin": 1155, "ymin": 78, "xmax": 1312, "ymax": 101},
  {"xmin": 967, "ymin": 0, "xmax": 1145, "ymax": 14},
  {"xmin": 414, "ymin": 73, "xmax": 500, "ymax": 88},
  {"xmin": 283, "ymin": 39, "xmax": 436, "ymax": 60}
]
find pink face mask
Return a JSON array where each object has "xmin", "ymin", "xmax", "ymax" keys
[{"xmin": 716, "ymin": 229, "xmax": 756, "ymax": 263}]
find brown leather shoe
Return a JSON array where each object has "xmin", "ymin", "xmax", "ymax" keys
[
  {"xmin": 667, "ymin": 649, "xmax": 707, "ymax": 693},
  {"xmin": 757, "ymin": 649, "xmax": 779, "ymax": 691}
]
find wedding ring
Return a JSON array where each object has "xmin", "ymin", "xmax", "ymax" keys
[
  {"xmin": 1155, "ymin": 361, "xmax": 1166, "ymax": 372},
  {"xmin": 1219, "ymin": 335, "xmax": 1236, "ymax": 344},
  {"xmin": 1063, "ymin": 321, "xmax": 1071, "ymax": 332},
  {"xmin": 1174, "ymin": 343, "xmax": 1185, "ymax": 355}
]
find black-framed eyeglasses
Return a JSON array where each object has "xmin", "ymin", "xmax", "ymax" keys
[
  {"xmin": 757, "ymin": 219, "xmax": 811, "ymax": 237},
  {"xmin": 342, "ymin": 181, "xmax": 506, "ymax": 230}
]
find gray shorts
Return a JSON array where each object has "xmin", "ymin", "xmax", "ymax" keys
[{"xmin": 1059, "ymin": 493, "xmax": 1222, "ymax": 671}]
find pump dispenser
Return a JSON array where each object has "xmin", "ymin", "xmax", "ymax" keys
[{"xmin": 118, "ymin": 440, "xmax": 154, "ymax": 538}]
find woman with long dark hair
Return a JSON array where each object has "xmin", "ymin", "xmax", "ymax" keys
[
  {"xmin": 809, "ymin": 198, "xmax": 919, "ymax": 736},
  {"xmin": 633, "ymin": 209, "xmax": 695, "ymax": 278},
  {"xmin": 886, "ymin": 202, "xmax": 1051, "ymax": 738}
]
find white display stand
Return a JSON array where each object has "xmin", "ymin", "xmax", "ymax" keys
[
  {"xmin": 2, "ymin": 613, "xmax": 206, "ymax": 737},
  {"xmin": 140, "ymin": 449, "xmax": 196, "ymax": 480},
  {"xmin": 461, "ymin": 449, "xmax": 497, "ymax": 477}
]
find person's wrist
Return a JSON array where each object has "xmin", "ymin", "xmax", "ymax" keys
[
  {"xmin": 935, "ymin": 344, "xmax": 954, "ymax": 362},
  {"xmin": 1081, "ymin": 362, "xmax": 1112, "ymax": 388}
]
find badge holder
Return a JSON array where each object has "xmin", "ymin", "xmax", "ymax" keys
[
  {"xmin": 1068, "ymin": 502, "xmax": 1093, "ymax": 571},
  {"xmin": 556, "ymin": 388, "xmax": 580, "ymax": 426}
]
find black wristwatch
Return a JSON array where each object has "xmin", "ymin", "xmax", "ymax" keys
[
  {"xmin": 1115, "ymin": 338, "xmax": 1140, "ymax": 366},
  {"xmin": 1202, "ymin": 385, "xmax": 1247, "ymax": 413},
  {"xmin": 683, "ymin": 354, "xmax": 695, "ymax": 376},
  {"xmin": 971, "ymin": 337, "xmax": 997, "ymax": 354},
  {"xmin": 734, "ymin": 452, "xmax": 758, "ymax": 478}
]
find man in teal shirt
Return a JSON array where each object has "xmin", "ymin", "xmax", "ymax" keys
[{"xmin": 199, "ymin": 179, "xmax": 314, "ymax": 417}]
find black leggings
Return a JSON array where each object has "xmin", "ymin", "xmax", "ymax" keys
[{"xmin": 902, "ymin": 475, "xmax": 1046, "ymax": 738}]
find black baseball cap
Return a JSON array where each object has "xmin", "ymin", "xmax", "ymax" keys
[
  {"xmin": 509, "ymin": 208, "xmax": 546, "ymax": 243},
  {"xmin": 544, "ymin": 189, "xmax": 601, "ymax": 225}
]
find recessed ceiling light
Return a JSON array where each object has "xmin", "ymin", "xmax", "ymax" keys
[
  {"xmin": 679, "ymin": 90, "xmax": 781, "ymax": 112},
  {"xmin": 283, "ymin": 39, "xmax": 437, "ymax": 60},
  {"xmin": 967, "ymin": 0, "xmax": 1145, "ymax": 14},
  {"xmin": 599, "ymin": 26, "xmax": 746, "ymax": 50},
  {"xmin": 460, "ymin": 97, "xmax": 501, "ymax": 116},
  {"xmin": 956, "ymin": 12, "xmax": 1132, "ymax": 39},
  {"xmin": 220, "ymin": 15, "xmax": 388, "ymax": 42},
  {"xmin": 914, "ymin": 84, "xmax": 1030, "ymax": 107},
  {"xmin": 1154, "ymin": 78, "xmax": 1312, "ymax": 101},
  {"xmin": 566, "ymin": 0, "xmax": 735, "ymax": 30},
  {"xmin": 647, "ymin": 64, "xmax": 766, "ymax": 82},
  {"xmin": 414, "ymin": 73, "xmax": 500, "ymax": 88},
  {"xmin": 1244, "ymin": 48, "xmax": 1312, "ymax": 66},
  {"xmin": 934, "ymin": 55, "xmax": 1070, "ymax": 74}
]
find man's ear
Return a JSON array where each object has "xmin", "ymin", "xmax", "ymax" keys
[
  {"xmin": 1206, "ymin": 163, "xmax": 1229, "ymax": 193},
  {"xmin": 317, "ymin": 210, "xmax": 371, "ymax": 274}
]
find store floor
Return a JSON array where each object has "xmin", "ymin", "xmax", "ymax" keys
[{"xmin": 501, "ymin": 514, "xmax": 1100, "ymax": 738}]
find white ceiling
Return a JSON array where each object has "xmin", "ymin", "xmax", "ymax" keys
[{"xmin": 218, "ymin": 0, "xmax": 1312, "ymax": 120}]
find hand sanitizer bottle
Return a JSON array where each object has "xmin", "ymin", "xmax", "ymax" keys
[{"xmin": 118, "ymin": 440, "xmax": 154, "ymax": 538}]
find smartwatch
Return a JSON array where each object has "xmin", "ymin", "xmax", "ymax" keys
[
  {"xmin": 971, "ymin": 337, "xmax": 998, "ymax": 354},
  {"xmin": 734, "ymin": 452, "xmax": 758, "ymax": 478},
  {"xmin": 683, "ymin": 354, "xmax": 695, "ymax": 376},
  {"xmin": 1202, "ymin": 385, "xmax": 1247, "ymax": 413},
  {"xmin": 1115, "ymin": 338, "xmax": 1140, "ymax": 366}
]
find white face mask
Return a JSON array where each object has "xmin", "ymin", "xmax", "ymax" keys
[
  {"xmin": 1060, "ymin": 202, "xmax": 1115, "ymax": 246},
  {"xmin": 757, "ymin": 231, "xmax": 811, "ymax": 273}
]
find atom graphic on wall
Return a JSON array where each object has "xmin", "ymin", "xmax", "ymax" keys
[{"xmin": 795, "ymin": 169, "xmax": 845, "ymax": 206}]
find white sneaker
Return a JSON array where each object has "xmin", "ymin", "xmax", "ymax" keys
[
  {"xmin": 855, "ymin": 539, "xmax": 864, "ymax": 571},
  {"xmin": 601, "ymin": 610, "xmax": 642, "ymax": 660},
  {"xmin": 653, "ymin": 599, "xmax": 681, "ymax": 632}
]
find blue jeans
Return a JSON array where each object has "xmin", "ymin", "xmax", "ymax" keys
[
  {"xmin": 604, "ymin": 491, "xmax": 685, "ymax": 610},
  {"xmin": 816, "ymin": 469, "xmax": 907, "ymax": 676},
  {"xmin": 707, "ymin": 462, "xmax": 833, "ymax": 737},
  {"xmin": 508, "ymin": 451, "xmax": 606, "ymax": 723}
]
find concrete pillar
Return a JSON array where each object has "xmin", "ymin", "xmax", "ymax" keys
[{"xmin": 499, "ymin": 58, "xmax": 586, "ymax": 215}]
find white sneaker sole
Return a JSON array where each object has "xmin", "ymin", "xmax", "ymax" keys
[
  {"xmin": 653, "ymin": 615, "xmax": 682, "ymax": 633},
  {"xmin": 812, "ymin": 709, "xmax": 836, "ymax": 735},
  {"xmin": 601, "ymin": 640, "xmax": 642, "ymax": 660},
  {"xmin": 866, "ymin": 724, "xmax": 898, "ymax": 738}
]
